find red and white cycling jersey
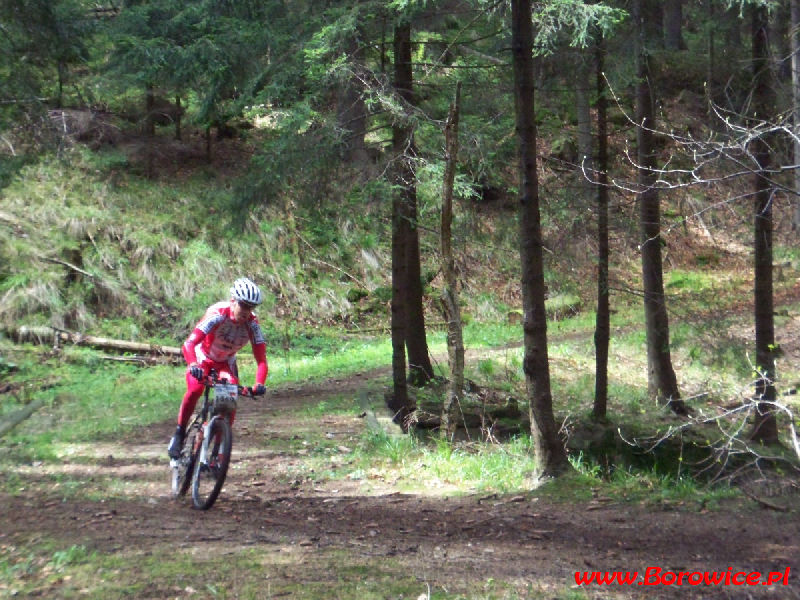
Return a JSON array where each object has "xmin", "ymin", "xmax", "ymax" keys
[{"xmin": 183, "ymin": 301, "xmax": 266, "ymax": 366}]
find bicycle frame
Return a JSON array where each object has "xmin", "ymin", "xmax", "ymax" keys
[{"xmin": 193, "ymin": 373, "xmax": 238, "ymax": 466}]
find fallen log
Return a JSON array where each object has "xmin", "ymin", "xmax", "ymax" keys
[
  {"xmin": 102, "ymin": 354, "xmax": 183, "ymax": 365},
  {"xmin": 7, "ymin": 326, "xmax": 182, "ymax": 356},
  {"xmin": 0, "ymin": 398, "xmax": 45, "ymax": 438}
]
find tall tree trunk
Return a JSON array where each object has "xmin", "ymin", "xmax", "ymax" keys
[
  {"xmin": 791, "ymin": 0, "xmax": 800, "ymax": 231},
  {"xmin": 706, "ymin": 0, "xmax": 715, "ymax": 113},
  {"xmin": 771, "ymin": 2, "xmax": 791, "ymax": 81},
  {"xmin": 642, "ymin": 1, "xmax": 664, "ymax": 49},
  {"xmin": 389, "ymin": 182, "xmax": 412, "ymax": 429},
  {"xmin": 337, "ymin": 27, "xmax": 368, "ymax": 163},
  {"xmin": 175, "ymin": 95, "xmax": 182, "ymax": 141},
  {"xmin": 145, "ymin": 84, "xmax": 155, "ymax": 178},
  {"xmin": 205, "ymin": 126, "xmax": 212, "ymax": 163},
  {"xmin": 387, "ymin": 20, "xmax": 414, "ymax": 428},
  {"xmin": 749, "ymin": 4, "xmax": 779, "ymax": 443},
  {"xmin": 393, "ymin": 21, "xmax": 434, "ymax": 387},
  {"xmin": 633, "ymin": 0, "xmax": 688, "ymax": 416},
  {"xmin": 511, "ymin": 0, "xmax": 570, "ymax": 477},
  {"xmin": 575, "ymin": 50, "xmax": 593, "ymax": 210},
  {"xmin": 145, "ymin": 84, "xmax": 156, "ymax": 137},
  {"xmin": 724, "ymin": 4, "xmax": 742, "ymax": 48},
  {"xmin": 405, "ymin": 189, "xmax": 434, "ymax": 386},
  {"xmin": 440, "ymin": 82, "xmax": 464, "ymax": 440},
  {"xmin": 57, "ymin": 61, "xmax": 65, "ymax": 108},
  {"xmin": 380, "ymin": 11, "xmax": 388, "ymax": 75},
  {"xmin": 664, "ymin": 0, "xmax": 684, "ymax": 50},
  {"xmin": 593, "ymin": 35, "xmax": 610, "ymax": 422}
]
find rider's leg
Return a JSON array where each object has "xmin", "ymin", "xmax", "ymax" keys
[
  {"xmin": 177, "ymin": 372, "xmax": 205, "ymax": 428},
  {"xmin": 167, "ymin": 371, "xmax": 206, "ymax": 458}
]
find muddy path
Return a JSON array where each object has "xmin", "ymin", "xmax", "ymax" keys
[{"xmin": 2, "ymin": 373, "xmax": 800, "ymax": 599}]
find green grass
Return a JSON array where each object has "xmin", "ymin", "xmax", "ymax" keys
[
  {"xmin": 0, "ymin": 332, "xmax": 397, "ymax": 460},
  {"xmin": 0, "ymin": 535, "xmax": 570, "ymax": 600},
  {"xmin": 556, "ymin": 451, "xmax": 741, "ymax": 508},
  {"xmin": 266, "ymin": 337, "xmax": 395, "ymax": 381},
  {"xmin": 414, "ymin": 435, "xmax": 540, "ymax": 492},
  {"xmin": 462, "ymin": 321, "xmax": 520, "ymax": 347},
  {"xmin": 0, "ymin": 313, "xmax": 517, "ymax": 464},
  {"xmin": 310, "ymin": 430, "xmax": 541, "ymax": 494},
  {"xmin": 299, "ymin": 394, "xmax": 368, "ymax": 417}
]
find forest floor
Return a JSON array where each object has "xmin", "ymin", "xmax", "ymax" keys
[{"xmin": 2, "ymin": 366, "xmax": 799, "ymax": 600}]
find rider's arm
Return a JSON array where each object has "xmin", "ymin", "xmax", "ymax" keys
[
  {"xmin": 247, "ymin": 319, "xmax": 268, "ymax": 386},
  {"xmin": 253, "ymin": 342, "xmax": 268, "ymax": 385},
  {"xmin": 182, "ymin": 328, "xmax": 206, "ymax": 366}
]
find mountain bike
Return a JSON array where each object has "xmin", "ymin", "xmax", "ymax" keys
[{"xmin": 170, "ymin": 369, "xmax": 261, "ymax": 510}]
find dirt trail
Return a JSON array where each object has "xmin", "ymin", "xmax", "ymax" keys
[{"xmin": 2, "ymin": 373, "xmax": 799, "ymax": 599}]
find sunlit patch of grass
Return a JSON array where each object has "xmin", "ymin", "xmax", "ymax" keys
[
  {"xmin": 0, "ymin": 541, "xmax": 97, "ymax": 598},
  {"xmin": 416, "ymin": 436, "xmax": 539, "ymax": 493},
  {"xmin": 294, "ymin": 423, "xmax": 544, "ymax": 494},
  {"xmin": 550, "ymin": 451, "xmax": 740, "ymax": 508},
  {"xmin": 463, "ymin": 320, "xmax": 519, "ymax": 347},
  {"xmin": 346, "ymin": 432, "xmax": 539, "ymax": 494},
  {"xmin": 536, "ymin": 467, "xmax": 599, "ymax": 503},
  {"xmin": 262, "ymin": 338, "xmax": 393, "ymax": 383},
  {"xmin": 359, "ymin": 429, "xmax": 417, "ymax": 463},
  {"xmin": 477, "ymin": 358, "xmax": 495, "ymax": 377},
  {"xmin": 0, "ymin": 351, "xmax": 181, "ymax": 463},
  {"xmin": 604, "ymin": 467, "xmax": 740, "ymax": 507},
  {"xmin": 665, "ymin": 268, "xmax": 717, "ymax": 294},
  {"xmin": 299, "ymin": 394, "xmax": 363, "ymax": 417},
  {"xmin": 49, "ymin": 544, "xmax": 93, "ymax": 570}
]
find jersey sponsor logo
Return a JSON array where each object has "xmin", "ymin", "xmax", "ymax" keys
[{"xmin": 207, "ymin": 319, "xmax": 252, "ymax": 359}]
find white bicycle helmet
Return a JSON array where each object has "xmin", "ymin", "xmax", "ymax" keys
[{"xmin": 230, "ymin": 277, "xmax": 263, "ymax": 306}]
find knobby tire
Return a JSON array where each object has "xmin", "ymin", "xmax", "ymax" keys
[
  {"xmin": 191, "ymin": 418, "xmax": 232, "ymax": 510},
  {"xmin": 172, "ymin": 423, "xmax": 200, "ymax": 499}
]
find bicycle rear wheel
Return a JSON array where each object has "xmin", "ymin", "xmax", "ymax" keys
[
  {"xmin": 171, "ymin": 424, "xmax": 201, "ymax": 499},
  {"xmin": 191, "ymin": 418, "xmax": 232, "ymax": 510}
]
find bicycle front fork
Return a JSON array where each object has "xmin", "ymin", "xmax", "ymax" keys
[{"xmin": 197, "ymin": 416, "xmax": 222, "ymax": 466}]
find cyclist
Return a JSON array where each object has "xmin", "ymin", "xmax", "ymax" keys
[{"xmin": 167, "ymin": 277, "xmax": 268, "ymax": 459}]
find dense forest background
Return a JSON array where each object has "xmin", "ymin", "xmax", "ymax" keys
[{"xmin": 2, "ymin": 0, "xmax": 800, "ymax": 482}]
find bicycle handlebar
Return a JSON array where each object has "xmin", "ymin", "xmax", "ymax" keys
[
  {"xmin": 197, "ymin": 369, "xmax": 265, "ymax": 398},
  {"xmin": 238, "ymin": 385, "xmax": 266, "ymax": 399}
]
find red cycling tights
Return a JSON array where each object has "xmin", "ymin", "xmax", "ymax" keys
[{"xmin": 177, "ymin": 360, "xmax": 238, "ymax": 429}]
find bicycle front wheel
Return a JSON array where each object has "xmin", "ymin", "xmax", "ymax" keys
[
  {"xmin": 172, "ymin": 423, "xmax": 201, "ymax": 499},
  {"xmin": 191, "ymin": 418, "xmax": 232, "ymax": 510}
]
